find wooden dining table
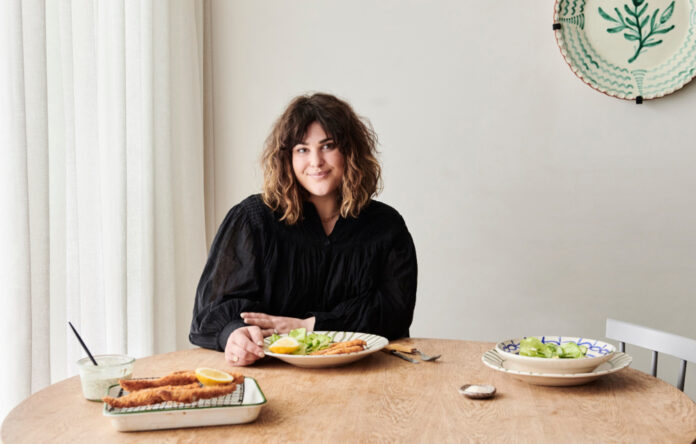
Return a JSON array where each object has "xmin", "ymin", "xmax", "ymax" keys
[{"xmin": 3, "ymin": 338, "xmax": 696, "ymax": 443}]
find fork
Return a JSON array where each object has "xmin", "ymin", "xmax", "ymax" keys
[
  {"xmin": 414, "ymin": 349, "xmax": 441, "ymax": 361},
  {"xmin": 385, "ymin": 344, "xmax": 441, "ymax": 361}
]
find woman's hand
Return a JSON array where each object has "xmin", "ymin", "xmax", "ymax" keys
[
  {"xmin": 241, "ymin": 312, "xmax": 316, "ymax": 335},
  {"xmin": 224, "ymin": 326, "xmax": 266, "ymax": 366}
]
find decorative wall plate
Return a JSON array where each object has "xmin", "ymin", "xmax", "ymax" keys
[{"xmin": 554, "ymin": 0, "xmax": 696, "ymax": 100}]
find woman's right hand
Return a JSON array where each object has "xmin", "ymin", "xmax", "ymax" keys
[{"xmin": 224, "ymin": 326, "xmax": 266, "ymax": 366}]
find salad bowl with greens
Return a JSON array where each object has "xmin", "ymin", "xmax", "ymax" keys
[{"xmin": 494, "ymin": 336, "xmax": 616, "ymax": 374}]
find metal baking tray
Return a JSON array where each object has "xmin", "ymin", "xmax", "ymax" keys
[{"xmin": 102, "ymin": 377, "xmax": 266, "ymax": 431}]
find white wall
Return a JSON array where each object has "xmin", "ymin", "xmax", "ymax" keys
[{"xmin": 209, "ymin": 0, "xmax": 696, "ymax": 398}]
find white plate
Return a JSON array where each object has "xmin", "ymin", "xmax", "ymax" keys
[
  {"xmin": 264, "ymin": 331, "xmax": 388, "ymax": 368},
  {"xmin": 482, "ymin": 349, "xmax": 632, "ymax": 386},
  {"xmin": 102, "ymin": 377, "xmax": 266, "ymax": 431},
  {"xmin": 495, "ymin": 336, "xmax": 616, "ymax": 374}
]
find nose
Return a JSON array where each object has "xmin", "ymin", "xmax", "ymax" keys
[{"xmin": 309, "ymin": 149, "xmax": 324, "ymax": 167}]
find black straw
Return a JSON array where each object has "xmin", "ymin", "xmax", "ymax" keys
[{"xmin": 68, "ymin": 321, "xmax": 98, "ymax": 366}]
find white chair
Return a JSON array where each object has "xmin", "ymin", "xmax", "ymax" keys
[{"xmin": 606, "ymin": 318, "xmax": 696, "ymax": 391}]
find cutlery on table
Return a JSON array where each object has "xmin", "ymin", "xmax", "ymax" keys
[
  {"xmin": 385, "ymin": 344, "xmax": 441, "ymax": 361},
  {"xmin": 387, "ymin": 350, "xmax": 420, "ymax": 364}
]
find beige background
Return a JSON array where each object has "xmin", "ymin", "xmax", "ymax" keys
[{"xmin": 203, "ymin": 1, "xmax": 696, "ymax": 399}]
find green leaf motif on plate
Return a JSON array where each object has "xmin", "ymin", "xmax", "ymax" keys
[{"xmin": 598, "ymin": 1, "xmax": 676, "ymax": 63}]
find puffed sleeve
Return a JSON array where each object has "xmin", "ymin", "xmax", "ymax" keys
[
  {"xmin": 309, "ymin": 219, "xmax": 417, "ymax": 340},
  {"xmin": 189, "ymin": 205, "xmax": 265, "ymax": 351}
]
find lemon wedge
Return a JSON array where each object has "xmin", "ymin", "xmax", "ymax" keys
[
  {"xmin": 268, "ymin": 336, "xmax": 300, "ymax": 354},
  {"xmin": 195, "ymin": 368, "xmax": 234, "ymax": 385}
]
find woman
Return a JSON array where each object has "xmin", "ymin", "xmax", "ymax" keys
[{"xmin": 190, "ymin": 93, "xmax": 417, "ymax": 366}]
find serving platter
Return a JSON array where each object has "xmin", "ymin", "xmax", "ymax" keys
[
  {"xmin": 482, "ymin": 349, "xmax": 632, "ymax": 386},
  {"xmin": 102, "ymin": 377, "xmax": 266, "ymax": 431},
  {"xmin": 554, "ymin": 0, "xmax": 696, "ymax": 99},
  {"xmin": 263, "ymin": 331, "xmax": 388, "ymax": 368}
]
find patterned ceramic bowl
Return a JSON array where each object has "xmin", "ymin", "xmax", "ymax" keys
[{"xmin": 495, "ymin": 336, "xmax": 616, "ymax": 374}]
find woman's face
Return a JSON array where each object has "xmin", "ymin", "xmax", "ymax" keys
[{"xmin": 292, "ymin": 121, "xmax": 345, "ymax": 203}]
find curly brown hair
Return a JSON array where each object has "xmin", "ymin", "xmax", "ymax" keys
[{"xmin": 261, "ymin": 93, "xmax": 382, "ymax": 224}]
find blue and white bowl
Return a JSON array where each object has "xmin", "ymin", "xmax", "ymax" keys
[{"xmin": 495, "ymin": 336, "xmax": 616, "ymax": 374}]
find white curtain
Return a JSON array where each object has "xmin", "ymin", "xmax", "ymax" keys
[{"xmin": 0, "ymin": 0, "xmax": 208, "ymax": 421}]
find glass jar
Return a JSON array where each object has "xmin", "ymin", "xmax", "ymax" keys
[{"xmin": 77, "ymin": 354, "xmax": 135, "ymax": 401}]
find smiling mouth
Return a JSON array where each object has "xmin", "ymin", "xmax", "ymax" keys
[{"xmin": 307, "ymin": 171, "xmax": 329, "ymax": 177}]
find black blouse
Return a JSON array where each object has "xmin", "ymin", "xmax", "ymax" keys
[{"xmin": 189, "ymin": 194, "xmax": 417, "ymax": 351}]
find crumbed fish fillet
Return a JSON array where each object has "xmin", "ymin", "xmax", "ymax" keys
[
  {"xmin": 221, "ymin": 371, "xmax": 246, "ymax": 384},
  {"xmin": 118, "ymin": 370, "xmax": 198, "ymax": 391},
  {"xmin": 102, "ymin": 382, "xmax": 201, "ymax": 408},
  {"xmin": 159, "ymin": 383, "xmax": 239, "ymax": 404}
]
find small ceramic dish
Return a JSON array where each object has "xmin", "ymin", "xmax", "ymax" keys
[
  {"xmin": 495, "ymin": 336, "xmax": 615, "ymax": 374},
  {"xmin": 459, "ymin": 384, "xmax": 496, "ymax": 399}
]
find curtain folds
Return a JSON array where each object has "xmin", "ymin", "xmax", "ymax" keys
[
  {"xmin": 1, "ymin": 0, "xmax": 208, "ymax": 421},
  {"xmin": 1, "ymin": 0, "xmax": 50, "ymax": 423}
]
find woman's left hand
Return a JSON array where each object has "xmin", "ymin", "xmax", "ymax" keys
[{"xmin": 241, "ymin": 312, "xmax": 315, "ymax": 336}]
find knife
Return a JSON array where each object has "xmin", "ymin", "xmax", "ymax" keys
[
  {"xmin": 385, "ymin": 343, "xmax": 416, "ymax": 353},
  {"xmin": 389, "ymin": 350, "xmax": 420, "ymax": 364}
]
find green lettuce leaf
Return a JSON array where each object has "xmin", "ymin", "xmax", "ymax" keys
[
  {"xmin": 278, "ymin": 328, "xmax": 334, "ymax": 355},
  {"xmin": 519, "ymin": 337, "xmax": 587, "ymax": 359},
  {"xmin": 289, "ymin": 328, "xmax": 306, "ymax": 341}
]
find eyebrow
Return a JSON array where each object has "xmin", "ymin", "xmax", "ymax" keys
[{"xmin": 295, "ymin": 137, "xmax": 334, "ymax": 147}]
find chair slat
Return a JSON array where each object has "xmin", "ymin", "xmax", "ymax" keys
[
  {"xmin": 606, "ymin": 319, "xmax": 696, "ymax": 392},
  {"xmin": 677, "ymin": 360, "xmax": 687, "ymax": 392},
  {"xmin": 606, "ymin": 318, "xmax": 696, "ymax": 363}
]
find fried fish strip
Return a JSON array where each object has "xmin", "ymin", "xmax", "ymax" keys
[
  {"xmin": 310, "ymin": 347, "xmax": 341, "ymax": 355},
  {"xmin": 332, "ymin": 339, "xmax": 367, "ymax": 349},
  {"xmin": 226, "ymin": 372, "xmax": 246, "ymax": 384},
  {"xmin": 309, "ymin": 348, "xmax": 332, "ymax": 355},
  {"xmin": 103, "ymin": 382, "xmax": 200, "ymax": 408},
  {"xmin": 323, "ymin": 345, "xmax": 365, "ymax": 355},
  {"xmin": 119, "ymin": 370, "xmax": 198, "ymax": 391},
  {"xmin": 159, "ymin": 383, "xmax": 238, "ymax": 404},
  {"xmin": 310, "ymin": 339, "xmax": 367, "ymax": 355}
]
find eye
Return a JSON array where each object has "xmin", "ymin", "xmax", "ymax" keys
[
  {"xmin": 321, "ymin": 143, "xmax": 335, "ymax": 150},
  {"xmin": 293, "ymin": 147, "xmax": 308, "ymax": 154}
]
